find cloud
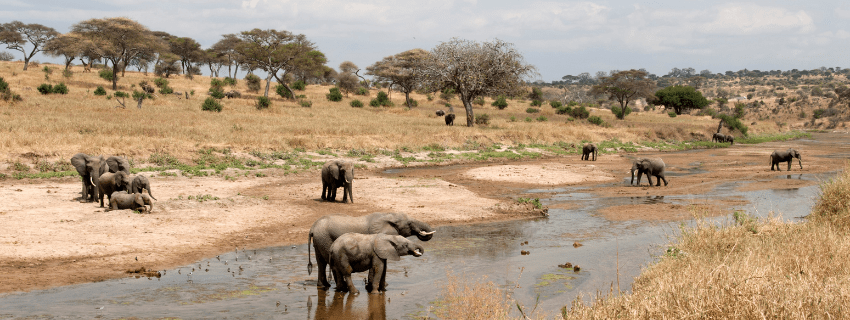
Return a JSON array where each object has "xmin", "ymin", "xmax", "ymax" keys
[{"xmin": 700, "ymin": 3, "xmax": 815, "ymax": 35}]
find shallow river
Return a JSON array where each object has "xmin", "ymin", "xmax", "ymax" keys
[{"xmin": 0, "ymin": 153, "xmax": 839, "ymax": 319}]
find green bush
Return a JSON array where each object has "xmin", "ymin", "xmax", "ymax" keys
[
  {"xmin": 355, "ymin": 87, "xmax": 368, "ymax": 96},
  {"xmin": 550, "ymin": 101, "xmax": 562, "ymax": 108},
  {"xmin": 275, "ymin": 84, "xmax": 292, "ymax": 99},
  {"xmin": 223, "ymin": 77, "xmax": 237, "ymax": 86},
  {"xmin": 327, "ymin": 87, "xmax": 343, "ymax": 101},
  {"xmin": 99, "ymin": 69, "xmax": 114, "ymax": 81},
  {"xmin": 474, "ymin": 97, "xmax": 485, "ymax": 106},
  {"xmin": 536, "ymin": 115, "xmax": 548, "ymax": 122},
  {"xmin": 588, "ymin": 115, "xmax": 604, "ymax": 126},
  {"xmin": 209, "ymin": 87, "xmax": 224, "ymax": 99},
  {"xmin": 299, "ymin": 100, "xmax": 312, "ymax": 108},
  {"xmin": 570, "ymin": 106, "xmax": 590, "ymax": 119},
  {"xmin": 210, "ymin": 78, "xmax": 224, "ymax": 88},
  {"xmin": 492, "ymin": 95, "xmax": 508, "ymax": 109},
  {"xmin": 530, "ymin": 100, "xmax": 542, "ymax": 107},
  {"xmin": 526, "ymin": 107, "xmax": 540, "ymax": 113},
  {"xmin": 245, "ymin": 74, "xmax": 262, "ymax": 92},
  {"xmin": 668, "ymin": 111, "xmax": 677, "ymax": 117},
  {"xmin": 350, "ymin": 99, "xmax": 364, "ymax": 108},
  {"xmin": 256, "ymin": 96, "xmax": 271, "ymax": 110},
  {"xmin": 475, "ymin": 113, "xmax": 490, "ymax": 125},
  {"xmin": 202, "ymin": 97, "xmax": 223, "ymax": 112},
  {"xmin": 37, "ymin": 84, "xmax": 52, "ymax": 95},
  {"xmin": 160, "ymin": 86, "xmax": 174, "ymax": 95},
  {"xmin": 370, "ymin": 91, "xmax": 392, "ymax": 107},
  {"xmin": 405, "ymin": 99, "xmax": 418, "ymax": 107},
  {"xmin": 813, "ymin": 109, "xmax": 825, "ymax": 119},
  {"xmin": 153, "ymin": 77, "xmax": 168, "ymax": 88},
  {"xmin": 62, "ymin": 69, "xmax": 73, "ymax": 79},
  {"xmin": 114, "ymin": 91, "xmax": 129, "ymax": 98},
  {"xmin": 51, "ymin": 83, "xmax": 68, "ymax": 94},
  {"xmin": 524, "ymin": 117, "xmax": 533, "ymax": 122},
  {"xmin": 94, "ymin": 86, "xmax": 107, "ymax": 96},
  {"xmin": 132, "ymin": 90, "xmax": 153, "ymax": 101},
  {"xmin": 556, "ymin": 106, "xmax": 572, "ymax": 115},
  {"xmin": 292, "ymin": 80, "xmax": 306, "ymax": 91},
  {"xmin": 611, "ymin": 105, "xmax": 631, "ymax": 119}
]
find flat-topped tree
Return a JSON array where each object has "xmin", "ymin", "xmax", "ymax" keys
[
  {"xmin": 0, "ymin": 21, "xmax": 59, "ymax": 71},
  {"xmin": 44, "ymin": 32, "xmax": 99, "ymax": 70},
  {"xmin": 238, "ymin": 29, "xmax": 319, "ymax": 98},
  {"xmin": 589, "ymin": 69, "xmax": 656, "ymax": 120},
  {"xmin": 72, "ymin": 18, "xmax": 165, "ymax": 90},
  {"xmin": 367, "ymin": 49, "xmax": 429, "ymax": 108},
  {"xmin": 211, "ymin": 34, "xmax": 244, "ymax": 79},
  {"xmin": 422, "ymin": 38, "xmax": 537, "ymax": 127}
]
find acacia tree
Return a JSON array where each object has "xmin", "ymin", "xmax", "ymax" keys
[
  {"xmin": 421, "ymin": 38, "xmax": 537, "ymax": 127},
  {"xmin": 238, "ymin": 29, "xmax": 318, "ymax": 98},
  {"xmin": 212, "ymin": 34, "xmax": 244, "ymax": 78},
  {"xmin": 653, "ymin": 85, "xmax": 710, "ymax": 115},
  {"xmin": 290, "ymin": 50, "xmax": 327, "ymax": 84},
  {"xmin": 589, "ymin": 69, "xmax": 656, "ymax": 119},
  {"xmin": 43, "ymin": 32, "xmax": 96, "ymax": 70},
  {"xmin": 202, "ymin": 48, "xmax": 226, "ymax": 78},
  {"xmin": 72, "ymin": 18, "xmax": 163, "ymax": 89},
  {"xmin": 168, "ymin": 36, "xmax": 203, "ymax": 75},
  {"xmin": 0, "ymin": 21, "xmax": 59, "ymax": 70},
  {"xmin": 367, "ymin": 48, "xmax": 429, "ymax": 107}
]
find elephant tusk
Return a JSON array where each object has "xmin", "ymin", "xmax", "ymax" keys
[
  {"xmin": 419, "ymin": 230, "xmax": 435, "ymax": 236},
  {"xmin": 413, "ymin": 249, "xmax": 422, "ymax": 256}
]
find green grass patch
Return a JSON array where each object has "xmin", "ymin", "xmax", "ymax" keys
[{"xmin": 737, "ymin": 131, "xmax": 811, "ymax": 144}]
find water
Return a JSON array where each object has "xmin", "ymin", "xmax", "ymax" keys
[{"xmin": 0, "ymin": 152, "xmax": 842, "ymax": 319}]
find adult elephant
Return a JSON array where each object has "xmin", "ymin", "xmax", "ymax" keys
[
  {"xmin": 129, "ymin": 175, "xmax": 157, "ymax": 201},
  {"xmin": 631, "ymin": 158, "xmax": 668, "ymax": 187},
  {"xmin": 105, "ymin": 156, "xmax": 130, "ymax": 174},
  {"xmin": 581, "ymin": 143, "xmax": 598, "ymax": 161},
  {"xmin": 321, "ymin": 160, "xmax": 353, "ymax": 203},
  {"xmin": 70, "ymin": 153, "xmax": 101, "ymax": 202},
  {"xmin": 770, "ymin": 148, "xmax": 802, "ymax": 171},
  {"xmin": 307, "ymin": 212, "xmax": 435, "ymax": 289},
  {"xmin": 724, "ymin": 135, "xmax": 734, "ymax": 145},
  {"xmin": 329, "ymin": 233, "xmax": 424, "ymax": 294},
  {"xmin": 712, "ymin": 133, "xmax": 725, "ymax": 143},
  {"xmin": 97, "ymin": 171, "xmax": 131, "ymax": 207}
]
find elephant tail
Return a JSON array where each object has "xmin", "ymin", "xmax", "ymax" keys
[{"xmin": 307, "ymin": 231, "xmax": 313, "ymax": 275}]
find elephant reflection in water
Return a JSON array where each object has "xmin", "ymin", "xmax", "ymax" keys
[{"xmin": 310, "ymin": 289, "xmax": 386, "ymax": 320}]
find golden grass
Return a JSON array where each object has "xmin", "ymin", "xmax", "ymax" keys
[
  {"xmin": 433, "ymin": 272, "xmax": 512, "ymax": 319},
  {"xmin": 0, "ymin": 61, "xmax": 778, "ymax": 165}
]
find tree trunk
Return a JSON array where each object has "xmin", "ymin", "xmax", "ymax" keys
[
  {"xmin": 461, "ymin": 92, "xmax": 474, "ymax": 127},
  {"xmin": 64, "ymin": 56, "xmax": 74, "ymax": 70},
  {"xmin": 717, "ymin": 119, "xmax": 724, "ymax": 133},
  {"xmin": 111, "ymin": 60, "xmax": 119, "ymax": 90},
  {"xmin": 22, "ymin": 56, "xmax": 30, "ymax": 71},
  {"xmin": 263, "ymin": 74, "xmax": 273, "ymax": 98},
  {"xmin": 404, "ymin": 91, "xmax": 411, "ymax": 108}
]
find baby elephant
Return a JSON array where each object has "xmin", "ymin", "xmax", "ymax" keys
[
  {"xmin": 444, "ymin": 114, "xmax": 455, "ymax": 126},
  {"xmin": 435, "ymin": 110, "xmax": 445, "ymax": 117},
  {"xmin": 108, "ymin": 191, "xmax": 153, "ymax": 213},
  {"xmin": 581, "ymin": 143, "xmax": 598, "ymax": 161},
  {"xmin": 329, "ymin": 233, "xmax": 424, "ymax": 295},
  {"xmin": 129, "ymin": 175, "xmax": 157, "ymax": 201}
]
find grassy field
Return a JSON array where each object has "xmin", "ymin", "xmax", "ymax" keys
[{"xmin": 0, "ymin": 61, "xmax": 787, "ymax": 170}]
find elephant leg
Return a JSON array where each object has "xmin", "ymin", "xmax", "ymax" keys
[
  {"xmin": 659, "ymin": 175, "xmax": 668, "ymax": 186},
  {"xmin": 322, "ymin": 183, "xmax": 328, "ymax": 200},
  {"xmin": 636, "ymin": 171, "xmax": 643, "ymax": 186},
  {"xmin": 787, "ymin": 161, "xmax": 792, "ymax": 171},
  {"xmin": 316, "ymin": 251, "xmax": 332, "ymax": 288},
  {"xmin": 378, "ymin": 262, "xmax": 388, "ymax": 292}
]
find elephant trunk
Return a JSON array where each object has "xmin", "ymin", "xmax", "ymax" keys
[
  {"xmin": 798, "ymin": 157, "xmax": 803, "ymax": 169},
  {"xmin": 411, "ymin": 244, "xmax": 424, "ymax": 257}
]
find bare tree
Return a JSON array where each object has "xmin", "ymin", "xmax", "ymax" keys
[
  {"xmin": 367, "ymin": 49, "xmax": 428, "ymax": 107},
  {"xmin": 0, "ymin": 21, "xmax": 59, "ymax": 70},
  {"xmin": 72, "ymin": 18, "xmax": 164, "ymax": 89},
  {"xmin": 421, "ymin": 38, "xmax": 537, "ymax": 127},
  {"xmin": 238, "ymin": 29, "xmax": 318, "ymax": 98},
  {"xmin": 589, "ymin": 69, "xmax": 656, "ymax": 119}
]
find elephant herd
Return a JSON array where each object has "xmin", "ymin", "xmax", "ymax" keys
[
  {"xmin": 70, "ymin": 153, "xmax": 155, "ymax": 213},
  {"xmin": 712, "ymin": 132, "xmax": 735, "ymax": 144}
]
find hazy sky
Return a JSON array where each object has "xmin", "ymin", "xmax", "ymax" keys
[{"xmin": 2, "ymin": 1, "xmax": 848, "ymax": 81}]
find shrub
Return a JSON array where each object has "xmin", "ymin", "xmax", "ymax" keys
[
  {"xmin": 326, "ymin": 87, "xmax": 343, "ymax": 101},
  {"xmin": 509, "ymin": 116, "xmax": 517, "ymax": 122},
  {"xmin": 51, "ymin": 83, "xmax": 69, "ymax": 94},
  {"xmin": 223, "ymin": 77, "xmax": 237, "ymax": 86},
  {"xmin": 291, "ymin": 80, "xmax": 306, "ymax": 91},
  {"xmin": 209, "ymin": 87, "xmax": 224, "ymax": 99},
  {"xmin": 132, "ymin": 90, "xmax": 153, "ymax": 101},
  {"xmin": 160, "ymin": 86, "xmax": 174, "ymax": 95},
  {"xmin": 440, "ymin": 87, "xmax": 455, "ymax": 101},
  {"xmin": 245, "ymin": 74, "xmax": 262, "ymax": 92},
  {"xmin": 299, "ymin": 100, "xmax": 312, "ymax": 108},
  {"xmin": 611, "ymin": 105, "xmax": 631, "ymax": 119},
  {"xmin": 202, "ymin": 97, "xmax": 223, "ymax": 112},
  {"xmin": 355, "ymin": 87, "xmax": 369, "ymax": 96},
  {"xmin": 275, "ymin": 84, "xmax": 292, "ymax": 99},
  {"xmin": 153, "ymin": 77, "xmax": 168, "ymax": 88},
  {"xmin": 524, "ymin": 117, "xmax": 533, "ymax": 122},
  {"xmin": 570, "ymin": 106, "xmax": 590, "ymax": 119},
  {"xmin": 114, "ymin": 91, "xmax": 129, "ymax": 98},
  {"xmin": 536, "ymin": 115, "xmax": 548, "ymax": 122},
  {"xmin": 255, "ymin": 96, "xmax": 271, "ymax": 110},
  {"xmin": 475, "ymin": 113, "xmax": 491, "ymax": 125},
  {"xmin": 474, "ymin": 97, "xmax": 485, "ymax": 106},
  {"xmin": 530, "ymin": 100, "xmax": 542, "ymax": 107},
  {"xmin": 588, "ymin": 115, "xmax": 604, "ymax": 125},
  {"xmin": 525, "ymin": 107, "xmax": 540, "ymax": 113},
  {"xmin": 0, "ymin": 77, "xmax": 21, "ymax": 102},
  {"xmin": 405, "ymin": 99, "xmax": 418, "ymax": 107},
  {"xmin": 62, "ymin": 69, "xmax": 73, "ymax": 79},
  {"xmin": 350, "ymin": 99, "xmax": 364, "ymax": 108},
  {"xmin": 550, "ymin": 101, "xmax": 562, "ymax": 108},
  {"xmin": 98, "ymin": 69, "xmax": 114, "ymax": 81},
  {"xmin": 426, "ymin": 94, "xmax": 433, "ymax": 101},
  {"xmin": 492, "ymin": 95, "xmax": 508, "ymax": 109},
  {"xmin": 668, "ymin": 111, "xmax": 677, "ymax": 117},
  {"xmin": 556, "ymin": 106, "xmax": 572, "ymax": 115},
  {"xmin": 210, "ymin": 78, "xmax": 224, "ymax": 88},
  {"xmin": 528, "ymin": 87, "xmax": 543, "ymax": 100},
  {"xmin": 0, "ymin": 51, "xmax": 13, "ymax": 61},
  {"xmin": 370, "ymin": 91, "xmax": 392, "ymax": 107},
  {"xmin": 37, "ymin": 84, "xmax": 52, "ymax": 95},
  {"xmin": 813, "ymin": 109, "xmax": 825, "ymax": 119}
]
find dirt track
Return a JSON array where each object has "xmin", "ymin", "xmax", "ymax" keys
[{"xmin": 0, "ymin": 132, "xmax": 846, "ymax": 294}]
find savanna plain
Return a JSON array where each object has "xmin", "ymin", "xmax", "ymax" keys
[{"xmin": 1, "ymin": 61, "xmax": 850, "ymax": 318}]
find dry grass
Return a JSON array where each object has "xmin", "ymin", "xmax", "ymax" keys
[
  {"xmin": 0, "ymin": 61, "xmax": 770, "ymax": 165},
  {"xmin": 564, "ymin": 166, "xmax": 850, "ymax": 319},
  {"xmin": 433, "ymin": 272, "xmax": 512, "ymax": 319}
]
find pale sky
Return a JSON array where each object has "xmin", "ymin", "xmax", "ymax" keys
[{"xmin": 2, "ymin": 1, "xmax": 848, "ymax": 81}]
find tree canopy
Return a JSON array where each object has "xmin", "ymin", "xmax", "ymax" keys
[
  {"xmin": 421, "ymin": 38, "xmax": 537, "ymax": 126},
  {"xmin": 0, "ymin": 21, "xmax": 59, "ymax": 70},
  {"xmin": 653, "ymin": 85, "xmax": 710, "ymax": 115},
  {"xmin": 589, "ymin": 69, "xmax": 656, "ymax": 119},
  {"xmin": 238, "ymin": 29, "xmax": 319, "ymax": 98},
  {"xmin": 367, "ymin": 48, "xmax": 429, "ymax": 107},
  {"xmin": 44, "ymin": 32, "xmax": 97, "ymax": 70},
  {"xmin": 72, "ymin": 17, "xmax": 164, "ymax": 89}
]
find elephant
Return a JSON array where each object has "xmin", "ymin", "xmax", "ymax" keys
[
  {"xmin": 724, "ymin": 135, "xmax": 734, "ymax": 145},
  {"xmin": 70, "ymin": 153, "xmax": 102, "ymax": 202},
  {"xmin": 105, "ymin": 156, "xmax": 130, "ymax": 174},
  {"xmin": 225, "ymin": 90, "xmax": 241, "ymax": 99},
  {"xmin": 435, "ymin": 110, "xmax": 445, "ymax": 117},
  {"xmin": 712, "ymin": 133, "xmax": 725, "ymax": 143},
  {"xmin": 770, "ymin": 148, "xmax": 802, "ymax": 171},
  {"xmin": 631, "ymin": 157, "xmax": 668, "ymax": 187},
  {"xmin": 307, "ymin": 212, "xmax": 435, "ymax": 289},
  {"xmin": 108, "ymin": 191, "xmax": 153, "ymax": 213},
  {"xmin": 329, "ymin": 233, "xmax": 424, "ymax": 294},
  {"xmin": 129, "ymin": 175, "xmax": 157, "ymax": 201},
  {"xmin": 321, "ymin": 160, "xmax": 353, "ymax": 203},
  {"xmin": 445, "ymin": 114, "xmax": 455, "ymax": 126},
  {"xmin": 97, "ymin": 171, "xmax": 131, "ymax": 207},
  {"xmin": 581, "ymin": 143, "xmax": 598, "ymax": 161}
]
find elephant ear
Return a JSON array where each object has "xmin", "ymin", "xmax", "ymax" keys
[
  {"xmin": 329, "ymin": 162, "xmax": 340, "ymax": 181},
  {"xmin": 369, "ymin": 213, "xmax": 402, "ymax": 235},
  {"xmin": 373, "ymin": 235, "xmax": 401, "ymax": 261}
]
